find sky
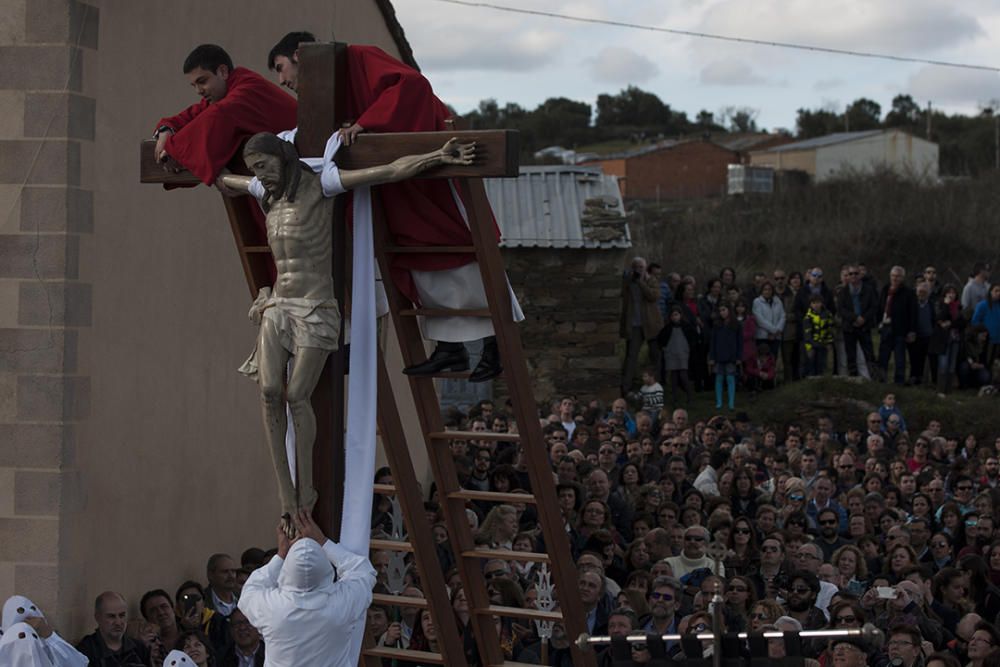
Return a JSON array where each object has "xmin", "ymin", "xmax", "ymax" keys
[{"xmin": 391, "ymin": 0, "xmax": 1000, "ymax": 133}]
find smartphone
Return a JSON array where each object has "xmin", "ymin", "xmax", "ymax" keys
[
  {"xmin": 876, "ymin": 586, "xmax": 898, "ymax": 599},
  {"xmin": 180, "ymin": 593, "xmax": 198, "ymax": 614}
]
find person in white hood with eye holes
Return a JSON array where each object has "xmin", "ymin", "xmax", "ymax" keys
[
  {"xmin": 1, "ymin": 595, "xmax": 88, "ymax": 666},
  {"xmin": 238, "ymin": 509, "xmax": 376, "ymax": 667}
]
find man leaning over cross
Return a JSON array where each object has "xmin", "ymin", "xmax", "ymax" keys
[{"xmin": 265, "ymin": 31, "xmax": 523, "ymax": 381}]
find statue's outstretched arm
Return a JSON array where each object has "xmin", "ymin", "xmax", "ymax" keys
[
  {"xmin": 338, "ymin": 138, "xmax": 474, "ymax": 191},
  {"xmin": 220, "ymin": 174, "xmax": 254, "ymax": 193}
]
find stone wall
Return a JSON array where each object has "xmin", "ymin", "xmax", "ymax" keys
[
  {"xmin": 503, "ymin": 248, "xmax": 626, "ymax": 406},
  {"xmin": 0, "ymin": 0, "xmax": 98, "ymax": 633}
]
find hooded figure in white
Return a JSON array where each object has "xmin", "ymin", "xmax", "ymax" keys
[
  {"xmin": 239, "ymin": 537, "xmax": 375, "ymax": 667},
  {"xmin": 0, "ymin": 621, "xmax": 56, "ymax": 667},
  {"xmin": 163, "ymin": 649, "xmax": 196, "ymax": 666},
  {"xmin": 1, "ymin": 596, "xmax": 88, "ymax": 667}
]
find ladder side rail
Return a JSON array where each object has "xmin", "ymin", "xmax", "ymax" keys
[
  {"xmin": 455, "ymin": 177, "xmax": 597, "ymax": 667},
  {"xmin": 370, "ymin": 194, "xmax": 507, "ymax": 667}
]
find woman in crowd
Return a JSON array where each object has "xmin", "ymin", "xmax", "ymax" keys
[
  {"xmin": 749, "ymin": 599, "xmax": 785, "ymax": 632},
  {"xmin": 723, "ymin": 575, "xmax": 757, "ymax": 632},
  {"xmin": 174, "ymin": 631, "xmax": 215, "ymax": 667},
  {"xmin": 752, "ymin": 282, "xmax": 785, "ymax": 359},
  {"xmin": 657, "ymin": 305, "xmax": 696, "ymax": 405},
  {"xmin": 725, "ymin": 515, "xmax": 759, "ymax": 577},
  {"xmin": 959, "ymin": 554, "xmax": 1000, "ymax": 621},
  {"xmin": 966, "ymin": 623, "xmax": 1000, "ymax": 667},
  {"xmin": 576, "ymin": 499, "xmax": 619, "ymax": 549},
  {"xmin": 931, "ymin": 567, "xmax": 972, "ymax": 636},
  {"xmin": 832, "ymin": 544, "xmax": 869, "ymax": 595},
  {"xmin": 615, "ymin": 462, "xmax": 645, "ymax": 508},
  {"xmin": 476, "ymin": 504, "xmax": 519, "ymax": 550}
]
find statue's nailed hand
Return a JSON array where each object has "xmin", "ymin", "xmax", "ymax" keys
[{"xmin": 440, "ymin": 138, "xmax": 475, "ymax": 166}]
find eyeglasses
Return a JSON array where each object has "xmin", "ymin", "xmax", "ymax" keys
[
  {"xmin": 836, "ymin": 615, "xmax": 858, "ymax": 624},
  {"xmin": 888, "ymin": 640, "xmax": 916, "ymax": 648},
  {"xmin": 811, "ymin": 272, "xmax": 823, "ymax": 278},
  {"xmin": 820, "ymin": 519, "xmax": 838, "ymax": 526},
  {"xmin": 788, "ymin": 493, "xmax": 804, "ymax": 501},
  {"xmin": 789, "ymin": 586, "xmax": 812, "ymax": 594},
  {"xmin": 734, "ymin": 528, "xmax": 752, "ymax": 535},
  {"xmin": 957, "ymin": 485, "xmax": 973, "ymax": 491},
  {"xmin": 685, "ymin": 535, "xmax": 706, "ymax": 542},
  {"xmin": 751, "ymin": 613, "xmax": 772, "ymax": 621},
  {"xmin": 797, "ymin": 552, "xmax": 821, "ymax": 561},
  {"xmin": 839, "ymin": 464, "xmax": 854, "ymax": 469},
  {"xmin": 484, "ymin": 570, "xmax": 507, "ymax": 579},
  {"xmin": 648, "ymin": 591, "xmax": 674, "ymax": 601},
  {"xmin": 762, "ymin": 545, "xmax": 781, "ymax": 553},
  {"xmin": 931, "ymin": 541, "xmax": 949, "ymax": 548},
  {"xmin": 729, "ymin": 586, "xmax": 748, "ymax": 592},
  {"xmin": 970, "ymin": 636, "xmax": 995, "ymax": 646},
  {"xmin": 868, "ymin": 419, "xmax": 881, "ymax": 424}
]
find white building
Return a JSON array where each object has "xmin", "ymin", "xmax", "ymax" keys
[{"xmin": 749, "ymin": 129, "xmax": 939, "ymax": 182}]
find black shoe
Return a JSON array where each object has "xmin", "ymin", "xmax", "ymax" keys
[
  {"xmin": 469, "ymin": 337, "xmax": 502, "ymax": 382},
  {"xmin": 403, "ymin": 342, "xmax": 469, "ymax": 376}
]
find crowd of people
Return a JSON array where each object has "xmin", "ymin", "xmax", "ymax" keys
[
  {"xmin": 620, "ymin": 259, "xmax": 1000, "ymax": 407},
  {"xmin": 391, "ymin": 392, "xmax": 1000, "ymax": 666}
]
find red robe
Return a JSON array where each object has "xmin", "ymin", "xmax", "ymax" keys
[
  {"xmin": 156, "ymin": 67, "xmax": 298, "ymax": 185},
  {"xmin": 341, "ymin": 45, "xmax": 499, "ymax": 302}
]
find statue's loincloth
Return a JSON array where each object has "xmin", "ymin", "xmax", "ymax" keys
[{"xmin": 238, "ymin": 288, "xmax": 341, "ymax": 380}]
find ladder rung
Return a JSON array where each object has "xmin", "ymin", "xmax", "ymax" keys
[
  {"xmin": 385, "ymin": 245, "xmax": 476, "ymax": 254},
  {"xmin": 477, "ymin": 604, "xmax": 563, "ymax": 622},
  {"xmin": 373, "ymin": 483, "xmax": 395, "ymax": 494},
  {"xmin": 370, "ymin": 538, "xmax": 413, "ymax": 553},
  {"xmin": 462, "ymin": 548, "xmax": 550, "ymax": 563},
  {"xmin": 399, "ymin": 308, "xmax": 491, "ymax": 317},
  {"xmin": 449, "ymin": 489, "xmax": 537, "ymax": 505},
  {"xmin": 372, "ymin": 593, "xmax": 427, "ymax": 608},
  {"xmin": 431, "ymin": 370, "xmax": 472, "ymax": 379},
  {"xmin": 244, "ymin": 245, "xmax": 271, "ymax": 253},
  {"xmin": 428, "ymin": 430, "xmax": 519, "ymax": 442},
  {"xmin": 364, "ymin": 647, "xmax": 444, "ymax": 664}
]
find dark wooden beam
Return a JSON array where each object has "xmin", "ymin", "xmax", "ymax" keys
[{"xmin": 139, "ymin": 129, "xmax": 519, "ymax": 185}]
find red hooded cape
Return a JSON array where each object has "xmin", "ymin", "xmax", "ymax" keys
[
  {"xmin": 156, "ymin": 67, "xmax": 298, "ymax": 185},
  {"xmin": 342, "ymin": 45, "xmax": 500, "ymax": 303}
]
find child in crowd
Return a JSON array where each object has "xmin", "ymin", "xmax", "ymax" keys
[
  {"xmin": 746, "ymin": 342, "xmax": 776, "ymax": 392},
  {"xmin": 639, "ymin": 368, "xmax": 664, "ymax": 414},
  {"xmin": 709, "ymin": 304, "xmax": 741, "ymax": 410},
  {"xmin": 657, "ymin": 306, "xmax": 696, "ymax": 405},
  {"xmin": 802, "ymin": 294, "xmax": 834, "ymax": 377},
  {"xmin": 878, "ymin": 392, "xmax": 907, "ymax": 432}
]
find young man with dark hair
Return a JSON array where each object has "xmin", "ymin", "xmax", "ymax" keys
[{"xmin": 153, "ymin": 44, "xmax": 297, "ymax": 189}]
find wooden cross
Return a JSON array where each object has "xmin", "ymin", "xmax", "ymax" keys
[{"xmin": 139, "ymin": 43, "xmax": 516, "ymax": 541}]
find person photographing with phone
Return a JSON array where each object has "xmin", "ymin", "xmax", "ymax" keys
[{"xmin": 174, "ymin": 582, "xmax": 231, "ymax": 657}]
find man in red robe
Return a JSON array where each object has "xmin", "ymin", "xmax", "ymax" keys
[
  {"xmin": 265, "ymin": 31, "xmax": 518, "ymax": 382},
  {"xmin": 152, "ymin": 44, "xmax": 298, "ymax": 252}
]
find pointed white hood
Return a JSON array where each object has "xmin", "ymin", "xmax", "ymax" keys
[
  {"xmin": 0, "ymin": 622, "xmax": 54, "ymax": 666},
  {"xmin": 2, "ymin": 596, "xmax": 44, "ymax": 632},
  {"xmin": 276, "ymin": 538, "xmax": 336, "ymax": 610}
]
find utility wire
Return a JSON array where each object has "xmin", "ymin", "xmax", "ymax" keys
[{"xmin": 431, "ymin": 0, "xmax": 1000, "ymax": 73}]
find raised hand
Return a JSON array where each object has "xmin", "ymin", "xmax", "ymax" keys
[{"xmin": 293, "ymin": 508, "xmax": 327, "ymax": 544}]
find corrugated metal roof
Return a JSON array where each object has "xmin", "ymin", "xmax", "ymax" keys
[
  {"xmin": 760, "ymin": 130, "xmax": 885, "ymax": 153},
  {"xmin": 484, "ymin": 166, "xmax": 631, "ymax": 249},
  {"xmin": 595, "ymin": 139, "xmax": 686, "ymax": 160}
]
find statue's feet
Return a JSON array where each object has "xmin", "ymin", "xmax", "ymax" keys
[
  {"xmin": 297, "ymin": 488, "xmax": 319, "ymax": 515},
  {"xmin": 280, "ymin": 513, "xmax": 298, "ymax": 540}
]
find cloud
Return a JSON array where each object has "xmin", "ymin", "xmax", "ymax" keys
[
  {"xmin": 416, "ymin": 27, "xmax": 568, "ymax": 72},
  {"xmin": 693, "ymin": 0, "xmax": 984, "ymax": 61},
  {"xmin": 907, "ymin": 66, "xmax": 1000, "ymax": 105},
  {"xmin": 814, "ymin": 77, "xmax": 846, "ymax": 92},
  {"xmin": 700, "ymin": 59, "xmax": 767, "ymax": 85},
  {"xmin": 587, "ymin": 46, "xmax": 660, "ymax": 84}
]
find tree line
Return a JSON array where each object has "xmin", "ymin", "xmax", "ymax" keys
[{"xmin": 459, "ymin": 85, "xmax": 999, "ymax": 176}]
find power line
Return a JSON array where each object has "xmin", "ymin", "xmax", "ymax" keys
[{"xmin": 431, "ymin": 0, "xmax": 1000, "ymax": 73}]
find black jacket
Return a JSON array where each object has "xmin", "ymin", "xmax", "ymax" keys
[
  {"xmin": 878, "ymin": 283, "xmax": 918, "ymax": 337},
  {"xmin": 794, "ymin": 283, "xmax": 835, "ymax": 322},
  {"xmin": 221, "ymin": 642, "xmax": 266, "ymax": 667},
  {"xmin": 837, "ymin": 282, "xmax": 880, "ymax": 331},
  {"xmin": 76, "ymin": 632, "xmax": 150, "ymax": 667}
]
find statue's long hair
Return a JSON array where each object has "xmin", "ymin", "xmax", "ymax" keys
[{"xmin": 244, "ymin": 132, "xmax": 310, "ymax": 212}]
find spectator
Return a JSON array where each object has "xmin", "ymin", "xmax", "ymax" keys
[
  {"xmin": 708, "ymin": 303, "xmax": 742, "ymax": 410},
  {"xmin": 971, "ymin": 284, "xmax": 1000, "ymax": 367},
  {"xmin": 803, "ymin": 293, "xmax": 835, "ymax": 377},
  {"xmin": 76, "ymin": 591, "xmax": 150, "ymax": 667},
  {"xmin": 657, "ymin": 305, "xmax": 696, "ymax": 405},
  {"xmin": 220, "ymin": 608, "xmax": 264, "ymax": 667},
  {"xmin": 878, "ymin": 266, "xmax": 918, "ymax": 384},
  {"xmin": 2, "ymin": 595, "xmax": 88, "ymax": 667},
  {"xmin": 753, "ymin": 282, "xmax": 786, "ymax": 358},
  {"xmin": 961, "ymin": 262, "xmax": 991, "ymax": 312},
  {"xmin": 620, "ymin": 257, "xmax": 664, "ymax": 394},
  {"xmin": 205, "ymin": 554, "xmax": 240, "ymax": 618},
  {"xmin": 774, "ymin": 268, "xmax": 801, "ymax": 382},
  {"xmin": 174, "ymin": 629, "xmax": 216, "ymax": 667},
  {"xmin": 0, "ymin": 622, "xmax": 57, "ymax": 666}
]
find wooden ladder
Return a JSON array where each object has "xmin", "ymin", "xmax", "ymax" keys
[{"xmin": 360, "ymin": 163, "xmax": 595, "ymax": 667}]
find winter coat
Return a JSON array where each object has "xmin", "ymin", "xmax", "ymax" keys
[
  {"xmin": 752, "ymin": 296, "xmax": 786, "ymax": 339},
  {"xmin": 620, "ymin": 272, "xmax": 664, "ymax": 340},
  {"xmin": 929, "ymin": 299, "xmax": 965, "ymax": 355},
  {"xmin": 709, "ymin": 321, "xmax": 742, "ymax": 365},
  {"xmin": 878, "ymin": 284, "xmax": 917, "ymax": 337},
  {"xmin": 837, "ymin": 282, "xmax": 880, "ymax": 332}
]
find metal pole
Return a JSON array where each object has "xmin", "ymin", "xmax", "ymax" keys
[
  {"xmin": 994, "ymin": 113, "xmax": 998, "ymax": 171},
  {"xmin": 577, "ymin": 626, "xmax": 881, "ymax": 649}
]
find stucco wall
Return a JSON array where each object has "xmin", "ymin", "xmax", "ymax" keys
[{"xmin": 0, "ymin": 0, "xmax": 427, "ymax": 640}]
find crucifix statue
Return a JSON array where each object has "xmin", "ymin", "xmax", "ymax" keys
[{"xmin": 222, "ymin": 131, "xmax": 475, "ymax": 535}]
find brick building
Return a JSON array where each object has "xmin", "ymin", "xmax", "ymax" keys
[{"xmin": 583, "ymin": 139, "xmax": 739, "ymax": 200}]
